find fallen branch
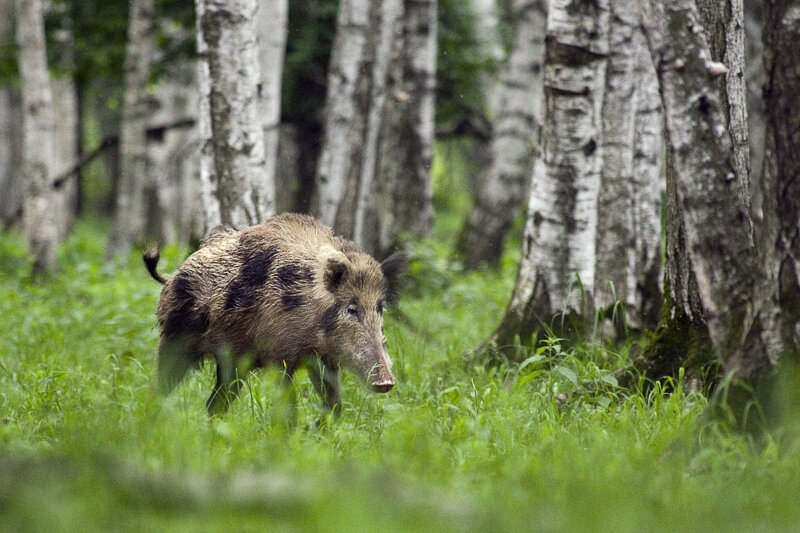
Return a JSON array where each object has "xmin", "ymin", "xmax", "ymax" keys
[{"xmin": 51, "ymin": 117, "xmax": 197, "ymax": 190}]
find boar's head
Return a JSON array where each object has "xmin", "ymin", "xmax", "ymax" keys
[{"xmin": 320, "ymin": 250, "xmax": 408, "ymax": 393}]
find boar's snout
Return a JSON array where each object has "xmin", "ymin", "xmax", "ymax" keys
[
  {"xmin": 369, "ymin": 360, "xmax": 395, "ymax": 393},
  {"xmin": 372, "ymin": 380, "xmax": 394, "ymax": 393}
]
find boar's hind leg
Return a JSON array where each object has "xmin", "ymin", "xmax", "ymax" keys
[
  {"xmin": 309, "ymin": 359, "xmax": 342, "ymax": 417},
  {"xmin": 157, "ymin": 338, "xmax": 202, "ymax": 395},
  {"xmin": 206, "ymin": 355, "xmax": 245, "ymax": 416}
]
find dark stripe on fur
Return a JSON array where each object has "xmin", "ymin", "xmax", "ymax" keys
[
  {"xmin": 225, "ymin": 245, "xmax": 280, "ymax": 310},
  {"xmin": 281, "ymin": 292, "xmax": 306, "ymax": 310},
  {"xmin": 164, "ymin": 271, "xmax": 208, "ymax": 340},
  {"xmin": 276, "ymin": 263, "xmax": 313, "ymax": 289},
  {"xmin": 321, "ymin": 305, "xmax": 340, "ymax": 336}
]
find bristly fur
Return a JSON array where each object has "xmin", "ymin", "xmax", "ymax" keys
[{"xmin": 147, "ymin": 213, "xmax": 408, "ymax": 416}]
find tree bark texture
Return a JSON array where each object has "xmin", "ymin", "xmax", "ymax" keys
[
  {"xmin": 257, "ymin": 0, "xmax": 288, "ymax": 212},
  {"xmin": 628, "ymin": 29, "xmax": 664, "ymax": 329},
  {"xmin": 760, "ymin": 0, "xmax": 800, "ymax": 358},
  {"xmin": 487, "ymin": 0, "xmax": 610, "ymax": 351},
  {"xmin": 314, "ymin": 0, "xmax": 403, "ymax": 254},
  {"xmin": 15, "ymin": 0, "xmax": 60, "ymax": 272},
  {"xmin": 107, "ymin": 0, "xmax": 155, "ymax": 259},
  {"xmin": 51, "ymin": 76, "xmax": 79, "ymax": 240},
  {"xmin": 744, "ymin": 2, "xmax": 765, "ymax": 218},
  {"xmin": 595, "ymin": 0, "xmax": 662, "ymax": 331},
  {"xmin": 458, "ymin": 0, "xmax": 546, "ymax": 269},
  {"xmin": 638, "ymin": 0, "xmax": 772, "ymax": 380},
  {"xmin": 375, "ymin": 0, "xmax": 438, "ymax": 256},
  {"xmin": 147, "ymin": 62, "xmax": 199, "ymax": 245},
  {"xmin": 196, "ymin": 0, "xmax": 273, "ymax": 231}
]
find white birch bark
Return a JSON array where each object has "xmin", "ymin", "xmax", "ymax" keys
[
  {"xmin": 195, "ymin": 0, "xmax": 272, "ymax": 231},
  {"xmin": 51, "ymin": 76, "xmax": 79, "ymax": 240},
  {"xmin": 638, "ymin": 0, "xmax": 768, "ymax": 378},
  {"xmin": 628, "ymin": 29, "xmax": 663, "ymax": 329},
  {"xmin": 594, "ymin": 0, "xmax": 662, "ymax": 331},
  {"xmin": 107, "ymin": 0, "xmax": 155, "ymax": 259},
  {"xmin": 257, "ymin": 0, "xmax": 288, "ymax": 210},
  {"xmin": 195, "ymin": 1, "xmax": 220, "ymax": 229},
  {"xmin": 375, "ymin": 0, "xmax": 438, "ymax": 256},
  {"xmin": 15, "ymin": 0, "xmax": 59, "ymax": 272},
  {"xmin": 487, "ymin": 0, "xmax": 610, "ymax": 349},
  {"xmin": 459, "ymin": 0, "xmax": 547, "ymax": 268},
  {"xmin": 472, "ymin": 0, "xmax": 505, "ymax": 114},
  {"xmin": 315, "ymin": 0, "xmax": 403, "ymax": 253}
]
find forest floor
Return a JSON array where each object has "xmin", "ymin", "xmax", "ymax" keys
[{"xmin": 2, "ymin": 219, "xmax": 800, "ymax": 532}]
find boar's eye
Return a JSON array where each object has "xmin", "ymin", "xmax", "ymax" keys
[
  {"xmin": 377, "ymin": 301, "xmax": 384, "ymax": 315},
  {"xmin": 346, "ymin": 304, "xmax": 359, "ymax": 318}
]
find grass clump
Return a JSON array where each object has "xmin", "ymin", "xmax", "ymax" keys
[{"xmin": 2, "ymin": 221, "xmax": 800, "ymax": 532}]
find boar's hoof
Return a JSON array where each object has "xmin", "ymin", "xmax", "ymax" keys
[{"xmin": 372, "ymin": 380, "xmax": 394, "ymax": 393}]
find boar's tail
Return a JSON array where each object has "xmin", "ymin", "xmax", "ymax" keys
[{"xmin": 143, "ymin": 245, "xmax": 168, "ymax": 284}]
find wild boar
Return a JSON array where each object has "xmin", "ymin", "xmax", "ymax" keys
[{"xmin": 143, "ymin": 213, "xmax": 407, "ymax": 417}]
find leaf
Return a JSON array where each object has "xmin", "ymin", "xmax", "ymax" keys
[
  {"xmin": 599, "ymin": 374, "xmax": 618, "ymax": 387},
  {"xmin": 518, "ymin": 370, "xmax": 543, "ymax": 388},
  {"xmin": 518, "ymin": 354, "xmax": 544, "ymax": 373},
  {"xmin": 556, "ymin": 366, "xmax": 578, "ymax": 386}
]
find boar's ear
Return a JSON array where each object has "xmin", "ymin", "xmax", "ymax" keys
[
  {"xmin": 324, "ymin": 256, "xmax": 350, "ymax": 293},
  {"xmin": 380, "ymin": 252, "xmax": 409, "ymax": 305}
]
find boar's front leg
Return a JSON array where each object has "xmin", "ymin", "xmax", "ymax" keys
[
  {"xmin": 309, "ymin": 358, "xmax": 342, "ymax": 417},
  {"xmin": 206, "ymin": 353, "xmax": 246, "ymax": 416}
]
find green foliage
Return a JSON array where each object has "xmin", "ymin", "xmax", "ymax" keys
[
  {"xmin": 436, "ymin": 0, "xmax": 497, "ymax": 130},
  {"xmin": 2, "ymin": 223, "xmax": 800, "ymax": 531}
]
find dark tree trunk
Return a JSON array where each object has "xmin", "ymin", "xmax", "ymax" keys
[
  {"xmin": 637, "ymin": 0, "xmax": 777, "ymax": 383},
  {"xmin": 760, "ymin": 0, "xmax": 800, "ymax": 358}
]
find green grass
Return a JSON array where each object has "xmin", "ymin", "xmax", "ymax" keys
[{"xmin": 2, "ymin": 221, "xmax": 800, "ymax": 532}]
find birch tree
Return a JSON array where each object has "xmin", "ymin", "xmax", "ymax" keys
[
  {"xmin": 759, "ymin": 0, "xmax": 800, "ymax": 361},
  {"xmin": 375, "ymin": 0, "xmax": 437, "ymax": 256},
  {"xmin": 107, "ymin": 0, "xmax": 155, "ymax": 259},
  {"xmin": 637, "ymin": 0, "xmax": 771, "ymax": 381},
  {"xmin": 257, "ymin": 0, "xmax": 288, "ymax": 212},
  {"xmin": 483, "ymin": 0, "xmax": 610, "ymax": 352},
  {"xmin": 314, "ymin": 0, "xmax": 403, "ymax": 254},
  {"xmin": 15, "ymin": 0, "xmax": 60, "ymax": 272},
  {"xmin": 457, "ymin": 0, "xmax": 547, "ymax": 269},
  {"xmin": 196, "ymin": 0, "xmax": 273, "ymax": 231},
  {"xmin": 595, "ymin": 0, "xmax": 662, "ymax": 331}
]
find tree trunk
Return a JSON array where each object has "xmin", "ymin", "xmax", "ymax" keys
[
  {"xmin": 628, "ymin": 29, "xmax": 664, "ymax": 330},
  {"xmin": 0, "ymin": 86, "xmax": 22, "ymax": 227},
  {"xmin": 107, "ymin": 0, "xmax": 155, "ymax": 259},
  {"xmin": 146, "ymin": 62, "xmax": 198, "ymax": 244},
  {"xmin": 483, "ymin": 0, "xmax": 610, "ymax": 354},
  {"xmin": 637, "ymin": 0, "xmax": 772, "ymax": 381},
  {"xmin": 595, "ymin": 0, "xmax": 662, "ymax": 332},
  {"xmin": 51, "ymin": 76, "xmax": 80, "ymax": 240},
  {"xmin": 760, "ymin": 0, "xmax": 800, "ymax": 359},
  {"xmin": 314, "ymin": 0, "xmax": 403, "ymax": 253},
  {"xmin": 15, "ymin": 0, "xmax": 60, "ymax": 273},
  {"xmin": 257, "ymin": 0, "xmax": 288, "ymax": 213},
  {"xmin": 0, "ymin": 0, "xmax": 23, "ymax": 228},
  {"xmin": 457, "ymin": 0, "xmax": 547, "ymax": 269},
  {"xmin": 195, "ymin": 0, "xmax": 273, "ymax": 231},
  {"xmin": 375, "ymin": 0, "xmax": 438, "ymax": 256},
  {"xmin": 745, "ymin": 3, "xmax": 765, "ymax": 219}
]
